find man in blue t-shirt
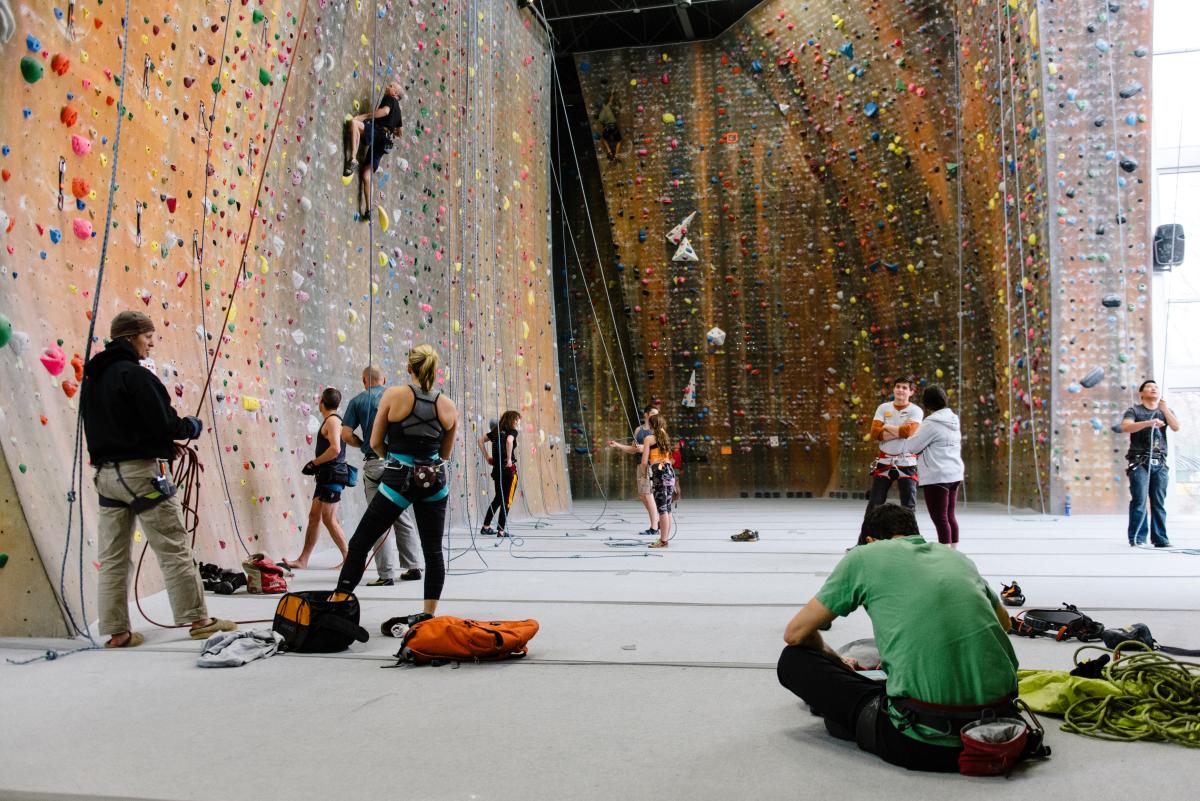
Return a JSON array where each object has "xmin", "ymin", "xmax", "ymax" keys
[
  {"xmin": 1120, "ymin": 379, "xmax": 1181, "ymax": 547},
  {"xmin": 341, "ymin": 365, "xmax": 422, "ymax": 585}
]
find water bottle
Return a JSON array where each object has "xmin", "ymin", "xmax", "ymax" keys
[{"xmin": 1064, "ymin": 494, "xmax": 1071, "ymax": 517}]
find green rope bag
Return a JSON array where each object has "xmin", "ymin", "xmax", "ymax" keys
[{"xmin": 1062, "ymin": 643, "xmax": 1200, "ymax": 748}]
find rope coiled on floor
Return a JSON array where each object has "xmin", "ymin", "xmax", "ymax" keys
[{"xmin": 1063, "ymin": 644, "xmax": 1200, "ymax": 747}]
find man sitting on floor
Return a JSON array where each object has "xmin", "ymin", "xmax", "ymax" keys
[{"xmin": 777, "ymin": 503, "xmax": 1018, "ymax": 772}]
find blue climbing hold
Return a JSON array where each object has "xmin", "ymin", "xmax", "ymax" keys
[{"xmin": 864, "ymin": 102, "xmax": 879, "ymax": 118}]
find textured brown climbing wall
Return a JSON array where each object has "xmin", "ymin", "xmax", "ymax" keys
[
  {"xmin": 0, "ymin": 0, "xmax": 563, "ymax": 635},
  {"xmin": 566, "ymin": 0, "xmax": 1057, "ymax": 507},
  {"xmin": 1040, "ymin": 0, "xmax": 1154, "ymax": 514}
]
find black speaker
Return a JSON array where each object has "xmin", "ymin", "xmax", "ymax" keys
[{"xmin": 1154, "ymin": 224, "xmax": 1184, "ymax": 270}]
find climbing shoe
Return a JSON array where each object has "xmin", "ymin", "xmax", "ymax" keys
[
  {"xmin": 399, "ymin": 568, "xmax": 422, "ymax": 581},
  {"xmin": 215, "ymin": 572, "xmax": 247, "ymax": 595},
  {"xmin": 367, "ymin": 577, "xmax": 395, "ymax": 587},
  {"xmin": 480, "ymin": 526, "xmax": 497, "ymax": 537},
  {"xmin": 1001, "ymin": 580, "xmax": 1025, "ymax": 607},
  {"xmin": 731, "ymin": 529, "xmax": 759, "ymax": 542},
  {"xmin": 637, "ymin": 528, "xmax": 659, "ymax": 537}
]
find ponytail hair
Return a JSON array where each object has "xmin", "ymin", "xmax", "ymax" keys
[
  {"xmin": 408, "ymin": 344, "xmax": 439, "ymax": 392},
  {"xmin": 648, "ymin": 413, "xmax": 669, "ymax": 456}
]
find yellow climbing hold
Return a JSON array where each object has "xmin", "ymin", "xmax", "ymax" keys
[
  {"xmin": 336, "ymin": 329, "xmax": 347, "ymax": 343},
  {"xmin": 378, "ymin": 206, "xmax": 389, "ymax": 231},
  {"xmin": 259, "ymin": 255, "xmax": 269, "ymax": 273},
  {"xmin": 342, "ymin": 174, "xmax": 353, "ymax": 186},
  {"xmin": 242, "ymin": 396, "xmax": 261, "ymax": 411},
  {"xmin": 662, "ymin": 112, "xmax": 676, "ymax": 124},
  {"xmin": 347, "ymin": 309, "xmax": 359, "ymax": 324},
  {"xmin": 521, "ymin": 320, "xmax": 530, "ymax": 340},
  {"xmin": 935, "ymin": 368, "xmax": 945, "ymax": 379},
  {"xmin": 378, "ymin": 251, "xmax": 388, "ymax": 268},
  {"xmin": 452, "ymin": 320, "xmax": 461, "ymax": 333}
]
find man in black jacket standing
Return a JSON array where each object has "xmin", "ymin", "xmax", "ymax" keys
[{"xmin": 81, "ymin": 311, "xmax": 234, "ymax": 648}]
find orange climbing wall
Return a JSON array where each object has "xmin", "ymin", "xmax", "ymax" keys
[
  {"xmin": 566, "ymin": 0, "xmax": 1063, "ymax": 506},
  {"xmin": 0, "ymin": 0, "xmax": 565, "ymax": 634}
]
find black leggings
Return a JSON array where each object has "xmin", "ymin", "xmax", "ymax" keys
[
  {"xmin": 483, "ymin": 470, "xmax": 517, "ymax": 530},
  {"xmin": 337, "ymin": 492, "xmax": 447, "ymax": 600},
  {"xmin": 777, "ymin": 645, "xmax": 961, "ymax": 772}
]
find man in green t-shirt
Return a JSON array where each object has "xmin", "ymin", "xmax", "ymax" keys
[{"xmin": 778, "ymin": 504, "xmax": 1018, "ymax": 772}]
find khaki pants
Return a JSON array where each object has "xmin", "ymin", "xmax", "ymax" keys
[
  {"xmin": 363, "ymin": 457, "xmax": 422, "ymax": 578},
  {"xmin": 95, "ymin": 460, "xmax": 208, "ymax": 635}
]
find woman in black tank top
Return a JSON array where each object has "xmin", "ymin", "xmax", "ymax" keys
[
  {"xmin": 335, "ymin": 345, "xmax": 459, "ymax": 615},
  {"xmin": 281, "ymin": 389, "xmax": 349, "ymax": 570}
]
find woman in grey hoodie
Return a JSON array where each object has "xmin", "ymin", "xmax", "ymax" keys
[{"xmin": 897, "ymin": 386, "xmax": 965, "ymax": 547}]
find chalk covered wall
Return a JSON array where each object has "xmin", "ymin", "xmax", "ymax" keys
[
  {"xmin": 0, "ymin": 0, "xmax": 566, "ymax": 632},
  {"xmin": 1039, "ymin": 0, "xmax": 1154, "ymax": 513},
  {"xmin": 564, "ymin": 0, "xmax": 1055, "ymax": 507}
]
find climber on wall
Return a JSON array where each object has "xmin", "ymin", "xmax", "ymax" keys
[
  {"xmin": 343, "ymin": 81, "xmax": 403, "ymax": 220},
  {"xmin": 80, "ymin": 311, "xmax": 235, "ymax": 648},
  {"xmin": 597, "ymin": 88, "xmax": 622, "ymax": 160}
]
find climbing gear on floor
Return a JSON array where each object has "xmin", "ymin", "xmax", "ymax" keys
[
  {"xmin": 382, "ymin": 612, "xmax": 433, "ymax": 638},
  {"xmin": 731, "ymin": 529, "xmax": 759, "ymax": 542},
  {"xmin": 1010, "ymin": 604, "xmax": 1104, "ymax": 642},
  {"xmin": 1061, "ymin": 645, "xmax": 1200, "ymax": 747},
  {"xmin": 273, "ymin": 590, "xmax": 369, "ymax": 653},
  {"xmin": 1001, "ymin": 580, "xmax": 1025, "ymax": 607},
  {"xmin": 1100, "ymin": 623, "xmax": 1200, "ymax": 657},
  {"xmin": 241, "ymin": 553, "xmax": 289, "ymax": 594},
  {"xmin": 958, "ymin": 701, "xmax": 1051, "ymax": 776},
  {"xmin": 393, "ymin": 617, "xmax": 540, "ymax": 666},
  {"xmin": 198, "ymin": 562, "xmax": 247, "ymax": 595}
]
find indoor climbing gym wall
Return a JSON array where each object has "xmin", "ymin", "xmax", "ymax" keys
[
  {"xmin": 569, "ymin": 0, "xmax": 1058, "ymax": 506},
  {"xmin": 1039, "ymin": 0, "xmax": 1153, "ymax": 514},
  {"xmin": 0, "ymin": 0, "xmax": 565, "ymax": 634}
]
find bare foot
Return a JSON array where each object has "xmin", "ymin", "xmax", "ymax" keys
[
  {"xmin": 188, "ymin": 618, "xmax": 215, "ymax": 631},
  {"xmin": 107, "ymin": 632, "xmax": 133, "ymax": 647},
  {"xmin": 279, "ymin": 558, "xmax": 307, "ymax": 570}
]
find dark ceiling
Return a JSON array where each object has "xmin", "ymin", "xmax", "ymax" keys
[{"xmin": 531, "ymin": 0, "xmax": 763, "ymax": 55}]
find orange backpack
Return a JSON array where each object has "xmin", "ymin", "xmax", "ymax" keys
[{"xmin": 396, "ymin": 616, "xmax": 539, "ymax": 665}]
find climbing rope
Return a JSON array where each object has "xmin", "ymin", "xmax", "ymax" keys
[
  {"xmin": 59, "ymin": 0, "xmax": 135, "ymax": 641},
  {"xmin": 1063, "ymin": 644, "xmax": 1200, "ymax": 747}
]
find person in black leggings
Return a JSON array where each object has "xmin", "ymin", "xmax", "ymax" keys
[
  {"xmin": 334, "ymin": 345, "xmax": 458, "ymax": 614},
  {"xmin": 478, "ymin": 409, "xmax": 520, "ymax": 537}
]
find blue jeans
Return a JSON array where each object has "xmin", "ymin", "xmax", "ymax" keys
[{"xmin": 1127, "ymin": 461, "xmax": 1169, "ymax": 546}]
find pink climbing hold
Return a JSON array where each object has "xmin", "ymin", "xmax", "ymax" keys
[
  {"xmin": 72, "ymin": 219, "xmax": 94, "ymax": 239},
  {"xmin": 40, "ymin": 345, "xmax": 67, "ymax": 376},
  {"xmin": 71, "ymin": 135, "xmax": 92, "ymax": 155},
  {"xmin": 420, "ymin": 303, "xmax": 433, "ymax": 313}
]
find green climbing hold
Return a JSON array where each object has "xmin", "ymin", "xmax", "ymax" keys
[
  {"xmin": 0, "ymin": 312, "xmax": 12, "ymax": 348},
  {"xmin": 212, "ymin": 78, "xmax": 222, "ymax": 93},
  {"xmin": 20, "ymin": 56, "xmax": 44, "ymax": 84},
  {"xmin": 253, "ymin": 10, "xmax": 265, "ymax": 23},
  {"xmin": 18, "ymin": 463, "xmax": 27, "ymax": 473},
  {"xmin": 0, "ymin": 553, "xmax": 8, "ymax": 569},
  {"xmin": 259, "ymin": 67, "xmax": 273, "ymax": 86}
]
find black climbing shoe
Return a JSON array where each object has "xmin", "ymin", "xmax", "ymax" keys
[
  {"xmin": 1001, "ymin": 580, "xmax": 1025, "ymax": 607},
  {"xmin": 399, "ymin": 568, "xmax": 422, "ymax": 581},
  {"xmin": 731, "ymin": 529, "xmax": 759, "ymax": 542}
]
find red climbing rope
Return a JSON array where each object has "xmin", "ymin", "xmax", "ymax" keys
[{"xmin": 134, "ymin": 0, "xmax": 312, "ymax": 630}]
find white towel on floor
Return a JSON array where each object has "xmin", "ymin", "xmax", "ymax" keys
[{"xmin": 197, "ymin": 628, "xmax": 283, "ymax": 668}]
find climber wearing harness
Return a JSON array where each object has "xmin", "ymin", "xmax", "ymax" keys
[
  {"xmin": 80, "ymin": 311, "xmax": 235, "ymax": 648},
  {"xmin": 858, "ymin": 376, "xmax": 922, "ymax": 544},
  {"xmin": 1121, "ymin": 380, "xmax": 1179, "ymax": 547},
  {"xmin": 608, "ymin": 404, "xmax": 660, "ymax": 538},
  {"xmin": 280, "ymin": 388, "xmax": 350, "ymax": 570},
  {"xmin": 478, "ymin": 410, "xmax": 521, "ymax": 537},
  {"xmin": 343, "ymin": 81, "xmax": 403, "ymax": 219},
  {"xmin": 334, "ymin": 345, "xmax": 458, "ymax": 615},
  {"xmin": 779, "ymin": 503, "xmax": 1019, "ymax": 772},
  {"xmin": 597, "ymin": 89, "xmax": 622, "ymax": 160}
]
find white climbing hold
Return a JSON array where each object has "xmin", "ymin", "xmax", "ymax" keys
[
  {"xmin": 666, "ymin": 211, "xmax": 696, "ymax": 245},
  {"xmin": 672, "ymin": 237, "xmax": 698, "ymax": 262},
  {"xmin": 706, "ymin": 326, "xmax": 726, "ymax": 347}
]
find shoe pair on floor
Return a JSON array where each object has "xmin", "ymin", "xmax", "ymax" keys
[
  {"xmin": 366, "ymin": 568, "xmax": 422, "ymax": 587},
  {"xmin": 480, "ymin": 526, "xmax": 508, "ymax": 538}
]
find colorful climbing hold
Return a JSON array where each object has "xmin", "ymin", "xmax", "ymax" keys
[{"xmin": 20, "ymin": 56, "xmax": 44, "ymax": 84}]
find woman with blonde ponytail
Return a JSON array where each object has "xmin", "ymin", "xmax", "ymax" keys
[{"xmin": 334, "ymin": 345, "xmax": 458, "ymax": 615}]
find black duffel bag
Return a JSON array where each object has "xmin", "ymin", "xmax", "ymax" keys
[{"xmin": 273, "ymin": 590, "xmax": 369, "ymax": 653}]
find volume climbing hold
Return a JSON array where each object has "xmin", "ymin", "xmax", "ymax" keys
[
  {"xmin": 1080, "ymin": 368, "xmax": 1105, "ymax": 389},
  {"xmin": 0, "ymin": 313, "xmax": 11, "ymax": 348},
  {"xmin": 706, "ymin": 326, "xmax": 727, "ymax": 347},
  {"xmin": 40, "ymin": 345, "xmax": 67, "ymax": 376},
  {"xmin": 20, "ymin": 56, "xmax": 44, "ymax": 84},
  {"xmin": 1101, "ymin": 294, "xmax": 1122, "ymax": 308}
]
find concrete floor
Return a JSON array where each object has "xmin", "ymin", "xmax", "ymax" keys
[{"xmin": 2, "ymin": 499, "xmax": 1199, "ymax": 801}]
